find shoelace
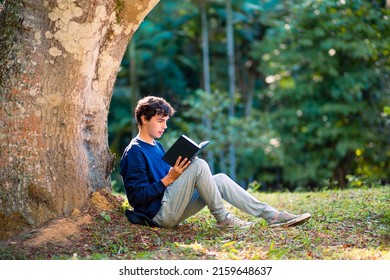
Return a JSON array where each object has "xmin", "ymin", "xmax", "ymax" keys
[
  {"xmin": 228, "ymin": 215, "xmax": 247, "ymax": 225},
  {"xmin": 277, "ymin": 211, "xmax": 296, "ymax": 222}
]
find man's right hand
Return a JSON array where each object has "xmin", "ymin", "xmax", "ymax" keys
[{"xmin": 161, "ymin": 156, "xmax": 191, "ymax": 187}]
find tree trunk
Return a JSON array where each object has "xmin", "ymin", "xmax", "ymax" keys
[
  {"xmin": 225, "ymin": 0, "xmax": 236, "ymax": 180},
  {"xmin": 200, "ymin": 0, "xmax": 214, "ymax": 173},
  {"xmin": 0, "ymin": 0, "xmax": 159, "ymax": 240}
]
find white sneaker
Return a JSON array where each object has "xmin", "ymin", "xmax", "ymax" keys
[
  {"xmin": 268, "ymin": 211, "xmax": 311, "ymax": 228},
  {"xmin": 216, "ymin": 213, "xmax": 253, "ymax": 228}
]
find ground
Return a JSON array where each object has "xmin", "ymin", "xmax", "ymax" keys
[
  {"xmin": 1, "ymin": 187, "xmax": 389, "ymax": 260},
  {"xmin": 0, "ymin": 190, "xmax": 125, "ymax": 259}
]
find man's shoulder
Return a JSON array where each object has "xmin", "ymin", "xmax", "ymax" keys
[
  {"xmin": 129, "ymin": 137, "xmax": 143, "ymax": 148},
  {"xmin": 122, "ymin": 138, "xmax": 142, "ymax": 157},
  {"xmin": 122, "ymin": 138, "xmax": 165, "ymax": 158}
]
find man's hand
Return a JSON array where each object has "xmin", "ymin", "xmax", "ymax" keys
[{"xmin": 161, "ymin": 156, "xmax": 191, "ymax": 187}]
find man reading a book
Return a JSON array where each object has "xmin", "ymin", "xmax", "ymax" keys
[{"xmin": 120, "ymin": 96, "xmax": 311, "ymax": 228}]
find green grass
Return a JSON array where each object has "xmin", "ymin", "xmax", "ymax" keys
[{"xmin": 1, "ymin": 185, "xmax": 389, "ymax": 260}]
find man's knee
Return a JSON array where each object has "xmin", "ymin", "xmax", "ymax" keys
[
  {"xmin": 190, "ymin": 157, "xmax": 210, "ymax": 171},
  {"xmin": 213, "ymin": 173, "xmax": 230, "ymax": 184},
  {"xmin": 160, "ymin": 214, "xmax": 181, "ymax": 227}
]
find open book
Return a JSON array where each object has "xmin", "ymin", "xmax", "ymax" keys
[{"xmin": 162, "ymin": 135, "xmax": 210, "ymax": 166}]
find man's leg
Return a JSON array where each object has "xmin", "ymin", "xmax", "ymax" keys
[
  {"xmin": 153, "ymin": 158, "xmax": 228, "ymax": 227},
  {"xmin": 212, "ymin": 173, "xmax": 312, "ymax": 227},
  {"xmin": 213, "ymin": 173, "xmax": 279, "ymax": 222}
]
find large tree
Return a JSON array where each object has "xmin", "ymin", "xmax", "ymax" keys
[{"xmin": 0, "ymin": 0, "xmax": 159, "ymax": 240}]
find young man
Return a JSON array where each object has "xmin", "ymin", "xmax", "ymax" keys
[{"xmin": 120, "ymin": 96, "xmax": 311, "ymax": 228}]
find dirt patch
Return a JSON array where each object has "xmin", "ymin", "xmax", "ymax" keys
[
  {"xmin": 16, "ymin": 189, "xmax": 124, "ymax": 247},
  {"xmin": 90, "ymin": 190, "xmax": 116, "ymax": 211},
  {"xmin": 27, "ymin": 214, "xmax": 92, "ymax": 246}
]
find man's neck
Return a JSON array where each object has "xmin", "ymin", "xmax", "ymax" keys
[{"xmin": 137, "ymin": 132, "xmax": 155, "ymax": 145}]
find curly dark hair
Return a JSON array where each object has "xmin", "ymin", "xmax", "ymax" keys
[{"xmin": 135, "ymin": 96, "xmax": 175, "ymax": 126}]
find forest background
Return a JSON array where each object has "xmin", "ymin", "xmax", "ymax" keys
[
  {"xmin": 108, "ymin": 0, "xmax": 390, "ymax": 193},
  {"xmin": 0, "ymin": 0, "xmax": 389, "ymax": 261}
]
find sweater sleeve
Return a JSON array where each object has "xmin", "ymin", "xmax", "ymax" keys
[{"xmin": 120, "ymin": 146, "xmax": 166, "ymax": 208}]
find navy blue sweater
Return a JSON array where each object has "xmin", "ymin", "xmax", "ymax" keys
[{"xmin": 120, "ymin": 138, "xmax": 171, "ymax": 219}]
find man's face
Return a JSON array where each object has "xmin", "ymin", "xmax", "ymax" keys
[{"xmin": 142, "ymin": 114, "xmax": 169, "ymax": 140}]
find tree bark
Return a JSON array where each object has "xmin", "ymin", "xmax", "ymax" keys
[{"xmin": 0, "ymin": 0, "xmax": 159, "ymax": 240}]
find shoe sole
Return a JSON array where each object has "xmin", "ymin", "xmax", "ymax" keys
[
  {"xmin": 268, "ymin": 213, "xmax": 311, "ymax": 228},
  {"xmin": 216, "ymin": 222, "xmax": 254, "ymax": 229}
]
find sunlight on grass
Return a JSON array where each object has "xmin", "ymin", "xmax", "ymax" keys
[
  {"xmin": 322, "ymin": 246, "xmax": 390, "ymax": 260},
  {"xmin": 124, "ymin": 185, "xmax": 390, "ymax": 260},
  {"xmin": 1, "ymin": 185, "xmax": 388, "ymax": 260},
  {"xmin": 175, "ymin": 241, "xmax": 204, "ymax": 251}
]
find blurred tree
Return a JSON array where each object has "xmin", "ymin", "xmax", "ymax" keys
[
  {"xmin": 252, "ymin": 0, "xmax": 390, "ymax": 187},
  {"xmin": 109, "ymin": 0, "xmax": 203, "ymax": 191},
  {"xmin": 108, "ymin": 0, "xmax": 389, "ymax": 191},
  {"xmin": 226, "ymin": 0, "xmax": 237, "ymax": 180},
  {"xmin": 199, "ymin": 0, "xmax": 215, "ymax": 171},
  {"xmin": 179, "ymin": 90, "xmax": 281, "ymax": 186}
]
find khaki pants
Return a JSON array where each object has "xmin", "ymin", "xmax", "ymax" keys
[{"xmin": 153, "ymin": 158, "xmax": 278, "ymax": 227}]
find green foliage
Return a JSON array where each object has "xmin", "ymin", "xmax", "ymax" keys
[
  {"xmin": 108, "ymin": 0, "xmax": 389, "ymax": 190},
  {"xmin": 108, "ymin": 86, "xmax": 134, "ymax": 192},
  {"xmin": 100, "ymin": 212, "xmax": 111, "ymax": 222},
  {"xmin": 251, "ymin": 0, "xmax": 390, "ymax": 187},
  {"xmin": 116, "ymin": 0, "xmax": 201, "ymax": 100},
  {"xmin": 173, "ymin": 89, "xmax": 282, "ymax": 180}
]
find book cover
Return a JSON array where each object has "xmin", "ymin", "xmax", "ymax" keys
[{"xmin": 162, "ymin": 135, "xmax": 210, "ymax": 166}]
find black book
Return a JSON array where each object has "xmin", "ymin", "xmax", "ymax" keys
[{"xmin": 162, "ymin": 135, "xmax": 210, "ymax": 166}]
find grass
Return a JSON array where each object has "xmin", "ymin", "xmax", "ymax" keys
[{"xmin": 0, "ymin": 185, "xmax": 389, "ymax": 260}]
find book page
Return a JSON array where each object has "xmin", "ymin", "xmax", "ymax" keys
[
  {"xmin": 182, "ymin": 135, "xmax": 200, "ymax": 148},
  {"xmin": 199, "ymin": 141, "xmax": 210, "ymax": 148}
]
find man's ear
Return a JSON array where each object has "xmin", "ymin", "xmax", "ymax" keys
[{"xmin": 141, "ymin": 115, "xmax": 148, "ymax": 125}]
